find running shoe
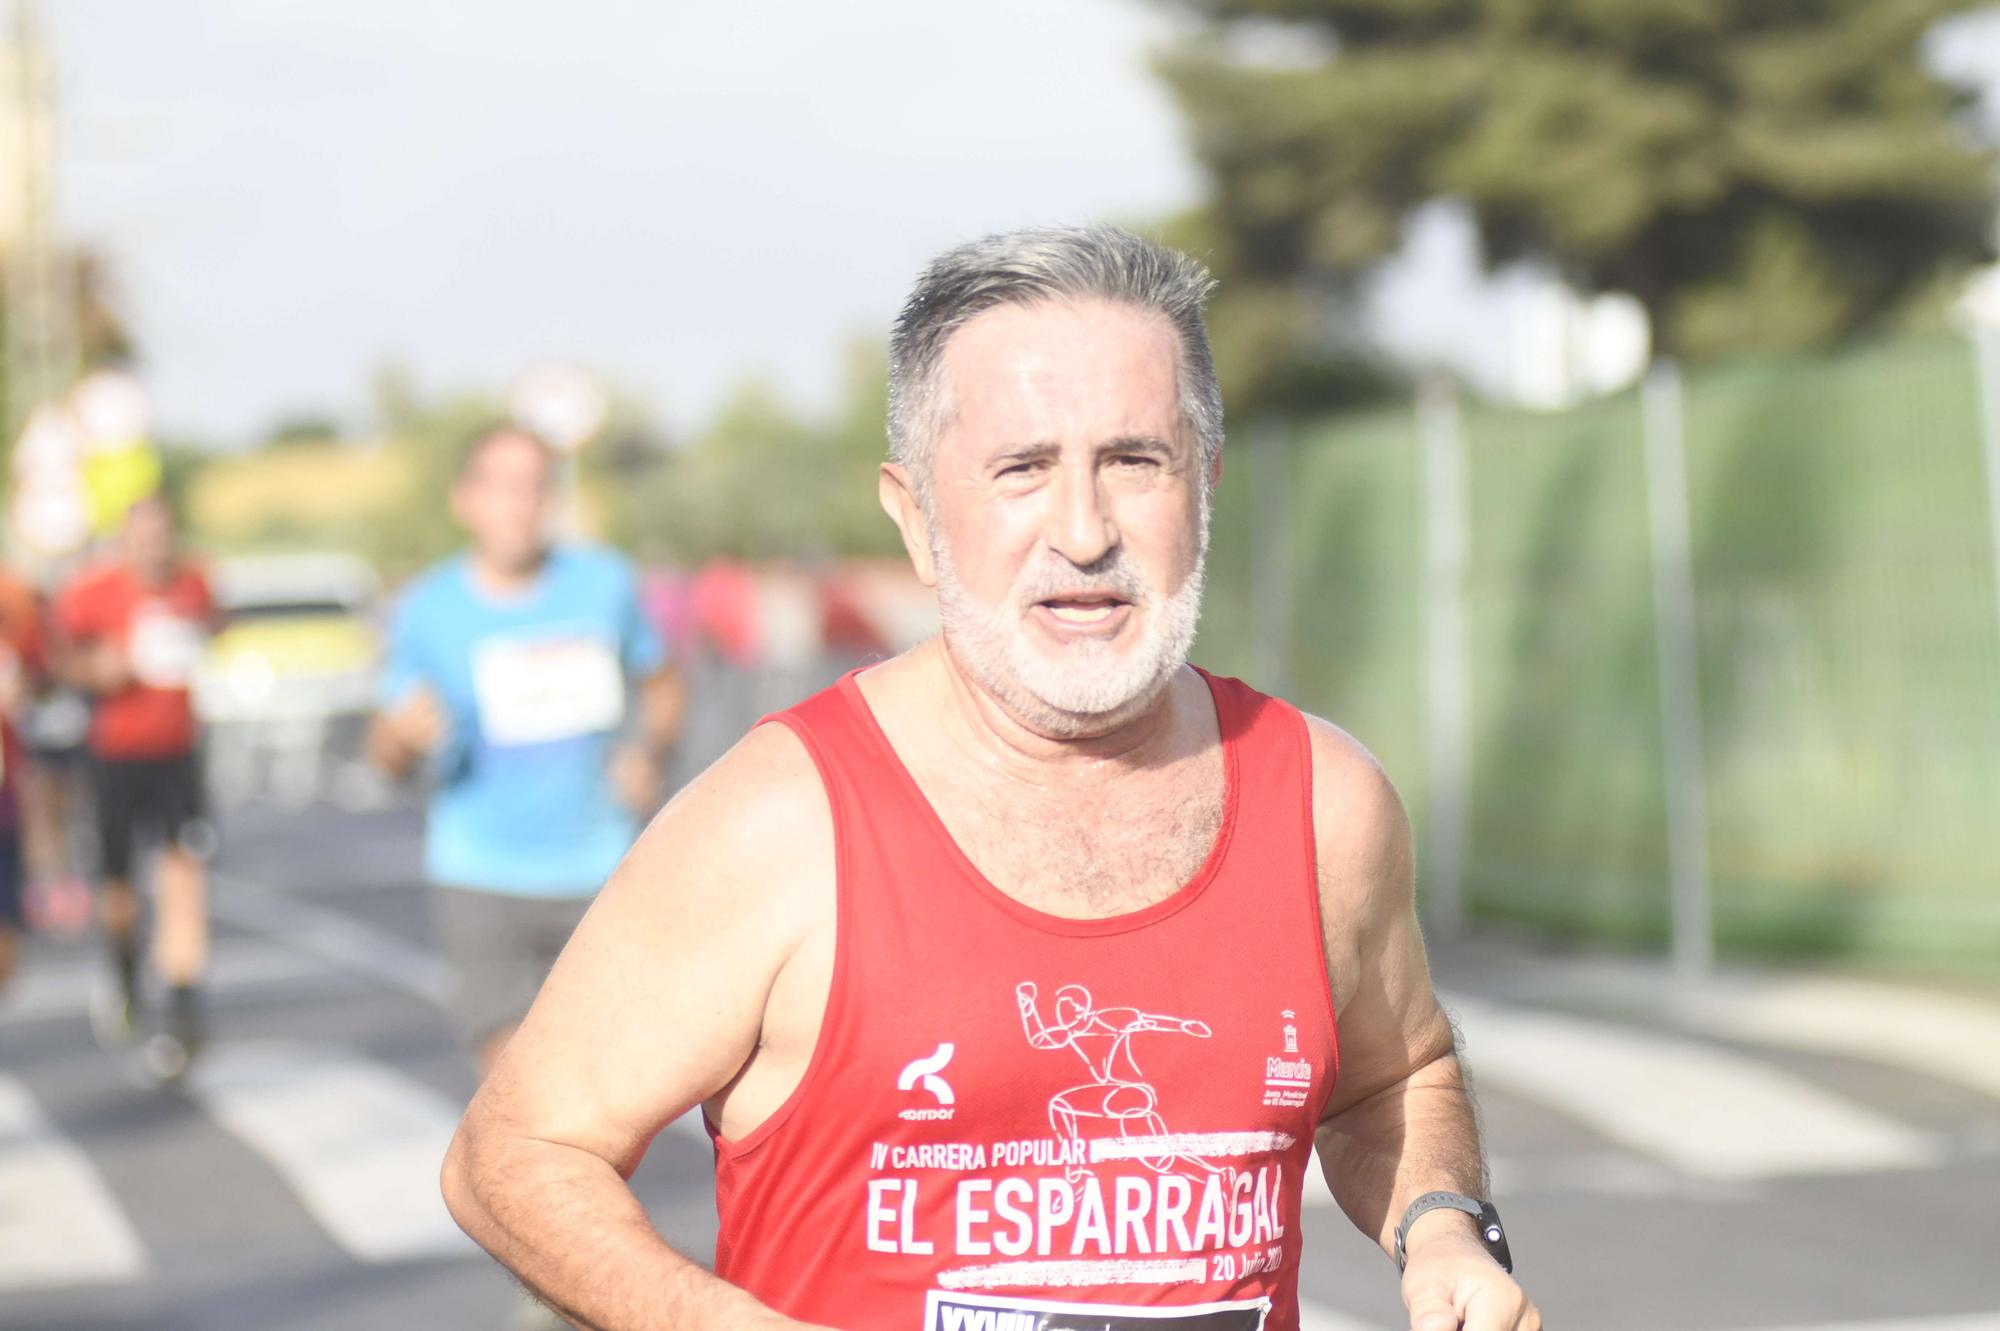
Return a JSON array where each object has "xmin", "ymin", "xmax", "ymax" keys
[
  {"xmin": 142, "ymin": 986, "xmax": 204, "ymax": 1084},
  {"xmin": 140, "ymin": 1030, "xmax": 193, "ymax": 1084}
]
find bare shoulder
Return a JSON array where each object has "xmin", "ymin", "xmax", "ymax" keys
[
  {"xmin": 484, "ymin": 719, "xmax": 836, "ymax": 1159},
  {"xmin": 1299, "ymin": 712, "xmax": 1414, "ymax": 921},
  {"xmin": 606, "ymin": 717, "xmax": 834, "ymax": 928}
]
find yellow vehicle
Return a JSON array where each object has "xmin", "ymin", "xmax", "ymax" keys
[{"xmin": 194, "ymin": 553, "xmax": 385, "ymax": 810}]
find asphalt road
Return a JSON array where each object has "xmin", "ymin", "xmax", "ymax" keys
[{"xmin": 3, "ymin": 801, "xmax": 1998, "ymax": 1331}]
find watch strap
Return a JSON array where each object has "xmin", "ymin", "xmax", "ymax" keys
[{"xmin": 1394, "ymin": 1191, "xmax": 1511, "ymax": 1273}]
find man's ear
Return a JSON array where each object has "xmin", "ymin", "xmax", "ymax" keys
[{"xmin": 879, "ymin": 462, "xmax": 937, "ymax": 588}]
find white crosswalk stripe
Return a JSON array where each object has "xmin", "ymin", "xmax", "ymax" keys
[
  {"xmin": 1453, "ymin": 951, "xmax": 2000, "ymax": 1103},
  {"xmin": 1674, "ymin": 979, "xmax": 2000, "ymax": 1103},
  {"xmin": 1297, "ymin": 1298, "xmax": 1386, "ymax": 1331},
  {"xmin": 0, "ymin": 1072, "xmax": 147, "ymax": 1290},
  {"xmin": 209, "ymin": 875, "xmax": 453, "ymax": 1007},
  {"xmin": 1296, "ymin": 1304, "xmax": 2000, "ymax": 1331},
  {"xmin": 1440, "ymin": 992, "xmax": 1945, "ymax": 1180},
  {"xmin": 185, "ymin": 1040, "xmax": 473, "ymax": 1263},
  {"xmin": 0, "ymin": 935, "xmax": 361, "ymax": 1027},
  {"xmin": 1720, "ymin": 1311, "xmax": 2000, "ymax": 1319}
]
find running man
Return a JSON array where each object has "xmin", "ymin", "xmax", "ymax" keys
[
  {"xmin": 368, "ymin": 425, "xmax": 683, "ymax": 1076},
  {"xmin": 55, "ymin": 494, "xmax": 219, "ymax": 1079},
  {"xmin": 0, "ymin": 564, "xmax": 49, "ymax": 994},
  {"xmin": 444, "ymin": 229, "xmax": 1537, "ymax": 1331}
]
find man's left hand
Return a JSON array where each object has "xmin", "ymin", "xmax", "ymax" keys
[
  {"xmin": 1401, "ymin": 1225, "xmax": 1539, "ymax": 1331},
  {"xmin": 609, "ymin": 745, "xmax": 661, "ymax": 816}
]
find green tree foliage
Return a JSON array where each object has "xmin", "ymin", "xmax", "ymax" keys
[
  {"xmin": 601, "ymin": 339, "xmax": 905, "ymax": 564},
  {"xmin": 1152, "ymin": 0, "xmax": 1998, "ymax": 359}
]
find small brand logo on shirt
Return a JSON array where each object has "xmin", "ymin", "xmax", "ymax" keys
[
  {"xmin": 897, "ymin": 1042, "xmax": 956, "ymax": 1121},
  {"xmin": 1264, "ymin": 1009, "xmax": 1312, "ymax": 1109}
]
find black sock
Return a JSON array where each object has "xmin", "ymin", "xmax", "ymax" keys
[
  {"xmin": 112, "ymin": 939, "xmax": 140, "ymax": 1003},
  {"xmin": 168, "ymin": 984, "xmax": 201, "ymax": 1040}
]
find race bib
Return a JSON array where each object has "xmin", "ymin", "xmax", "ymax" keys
[
  {"xmin": 471, "ymin": 632, "xmax": 625, "ymax": 746},
  {"xmin": 128, "ymin": 604, "xmax": 207, "ymax": 688},
  {"xmin": 925, "ymin": 1292, "xmax": 1270, "ymax": 1331}
]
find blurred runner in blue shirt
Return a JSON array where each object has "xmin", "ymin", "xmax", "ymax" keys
[{"xmin": 369, "ymin": 426, "xmax": 683, "ymax": 1073}]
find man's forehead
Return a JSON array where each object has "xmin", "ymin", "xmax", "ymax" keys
[
  {"xmin": 937, "ymin": 298, "xmax": 1183, "ymax": 435},
  {"xmin": 463, "ymin": 431, "xmax": 552, "ymax": 482}
]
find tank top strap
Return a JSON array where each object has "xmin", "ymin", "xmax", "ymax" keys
[
  {"xmin": 756, "ymin": 670, "xmax": 944, "ymax": 916},
  {"xmin": 1197, "ymin": 668, "xmax": 1316, "ymax": 872}
]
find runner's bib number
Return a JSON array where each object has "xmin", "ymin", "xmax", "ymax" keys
[
  {"xmin": 924, "ymin": 1292, "xmax": 1271, "ymax": 1331},
  {"xmin": 471, "ymin": 633, "xmax": 625, "ymax": 745},
  {"xmin": 128, "ymin": 605, "xmax": 207, "ymax": 688}
]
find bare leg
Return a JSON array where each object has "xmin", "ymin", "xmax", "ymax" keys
[
  {"xmin": 153, "ymin": 846, "xmax": 209, "ymax": 987},
  {"xmin": 0, "ymin": 925, "xmax": 17, "ymax": 991},
  {"xmin": 100, "ymin": 876, "xmax": 142, "ymax": 954},
  {"xmin": 17, "ymin": 761, "xmax": 61, "ymax": 880}
]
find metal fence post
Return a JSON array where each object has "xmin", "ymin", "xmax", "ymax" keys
[
  {"xmin": 1419, "ymin": 376, "xmax": 1470, "ymax": 936},
  {"xmin": 1248, "ymin": 418, "xmax": 1292, "ymax": 699},
  {"xmin": 1967, "ymin": 326, "xmax": 2000, "ymax": 658},
  {"xmin": 1641, "ymin": 359, "xmax": 1714, "ymax": 978}
]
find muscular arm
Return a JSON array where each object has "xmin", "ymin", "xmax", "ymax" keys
[
  {"xmin": 441, "ymin": 722, "xmax": 834, "ymax": 1331},
  {"xmin": 1304, "ymin": 719, "xmax": 1537, "ymax": 1330}
]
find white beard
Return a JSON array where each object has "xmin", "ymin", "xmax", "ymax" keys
[{"xmin": 931, "ymin": 502, "xmax": 1209, "ymax": 739}]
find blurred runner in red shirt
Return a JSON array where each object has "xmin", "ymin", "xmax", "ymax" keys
[
  {"xmin": 56, "ymin": 494, "xmax": 218, "ymax": 1080},
  {"xmin": 0, "ymin": 569, "xmax": 48, "ymax": 995}
]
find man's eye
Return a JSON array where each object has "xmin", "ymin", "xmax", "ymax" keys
[{"xmin": 1113, "ymin": 455, "xmax": 1158, "ymax": 468}]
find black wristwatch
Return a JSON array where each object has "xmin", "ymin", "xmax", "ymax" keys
[{"xmin": 1393, "ymin": 1191, "xmax": 1512, "ymax": 1273}]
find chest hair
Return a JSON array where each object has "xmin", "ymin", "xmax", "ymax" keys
[{"xmin": 937, "ymin": 760, "xmax": 1225, "ymax": 917}]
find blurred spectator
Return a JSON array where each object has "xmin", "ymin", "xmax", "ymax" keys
[
  {"xmin": 54, "ymin": 494, "xmax": 219, "ymax": 1081},
  {"xmin": 689, "ymin": 558, "xmax": 760, "ymax": 667},
  {"xmin": 367, "ymin": 426, "xmax": 684, "ymax": 1078}
]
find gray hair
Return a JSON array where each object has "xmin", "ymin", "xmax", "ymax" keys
[{"xmin": 887, "ymin": 226, "xmax": 1223, "ymax": 499}]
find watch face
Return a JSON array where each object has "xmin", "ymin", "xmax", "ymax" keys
[{"xmin": 1478, "ymin": 1202, "xmax": 1514, "ymax": 1273}]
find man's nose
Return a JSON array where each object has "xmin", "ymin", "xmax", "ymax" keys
[{"xmin": 1046, "ymin": 461, "xmax": 1117, "ymax": 568}]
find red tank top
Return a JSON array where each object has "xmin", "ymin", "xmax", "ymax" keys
[{"xmin": 711, "ymin": 668, "xmax": 1340, "ymax": 1331}]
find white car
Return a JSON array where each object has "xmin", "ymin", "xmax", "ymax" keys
[{"xmin": 194, "ymin": 553, "xmax": 385, "ymax": 810}]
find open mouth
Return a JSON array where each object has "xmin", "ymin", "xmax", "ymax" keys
[{"xmin": 1033, "ymin": 594, "xmax": 1132, "ymax": 631}]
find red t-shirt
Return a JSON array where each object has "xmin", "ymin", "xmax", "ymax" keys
[
  {"xmin": 0, "ymin": 572, "xmax": 48, "ymax": 806},
  {"xmin": 56, "ymin": 562, "xmax": 214, "ymax": 760}
]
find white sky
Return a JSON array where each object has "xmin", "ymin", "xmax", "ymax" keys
[
  {"xmin": 53, "ymin": 0, "xmax": 1201, "ymax": 442},
  {"xmin": 47, "ymin": 3, "xmax": 2000, "ymax": 444}
]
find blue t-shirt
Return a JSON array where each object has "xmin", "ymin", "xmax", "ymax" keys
[{"xmin": 379, "ymin": 545, "xmax": 666, "ymax": 897}]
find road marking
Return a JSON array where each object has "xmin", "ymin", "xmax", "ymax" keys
[
  {"xmin": 210, "ymin": 874, "xmax": 452, "ymax": 1007},
  {"xmin": 1449, "ymin": 950, "xmax": 2000, "ymax": 1104},
  {"xmin": 1443, "ymin": 993, "xmax": 1943, "ymax": 1179},
  {"xmin": 3, "ymin": 937, "xmax": 358, "ymax": 1026},
  {"xmin": 0, "ymin": 1073, "xmax": 147, "ymax": 1289},
  {"xmin": 1738, "ymin": 1317, "xmax": 2000, "ymax": 1331},
  {"xmin": 1290, "ymin": 1300, "xmax": 2000, "ymax": 1331},
  {"xmin": 1682, "ymin": 979, "xmax": 2000, "ymax": 1102},
  {"xmin": 1296, "ymin": 1299, "xmax": 1386, "ymax": 1331},
  {"xmin": 186, "ymin": 1040, "xmax": 473, "ymax": 1263}
]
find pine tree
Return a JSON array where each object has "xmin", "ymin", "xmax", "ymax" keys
[{"xmin": 1153, "ymin": 0, "xmax": 1997, "ymax": 361}]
